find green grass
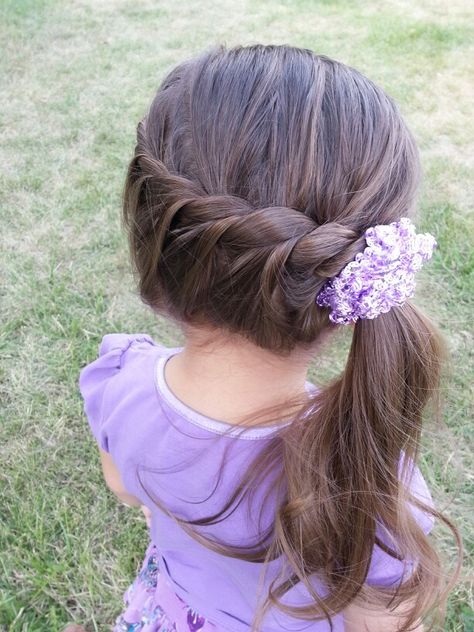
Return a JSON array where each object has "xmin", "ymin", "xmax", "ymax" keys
[{"xmin": 0, "ymin": 0, "xmax": 473, "ymax": 630}]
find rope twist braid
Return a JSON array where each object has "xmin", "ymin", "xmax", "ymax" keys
[{"xmin": 131, "ymin": 153, "xmax": 366, "ymax": 300}]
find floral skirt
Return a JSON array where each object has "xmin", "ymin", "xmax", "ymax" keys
[{"xmin": 113, "ymin": 542, "xmax": 216, "ymax": 632}]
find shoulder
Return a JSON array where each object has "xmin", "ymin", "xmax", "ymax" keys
[
  {"xmin": 79, "ymin": 333, "xmax": 170, "ymax": 392},
  {"xmin": 366, "ymin": 457, "xmax": 435, "ymax": 587},
  {"xmin": 96, "ymin": 332, "xmax": 167, "ymax": 366},
  {"xmin": 397, "ymin": 452, "xmax": 435, "ymax": 536},
  {"xmin": 78, "ymin": 333, "xmax": 177, "ymax": 451}
]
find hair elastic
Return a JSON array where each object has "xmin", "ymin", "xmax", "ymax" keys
[{"xmin": 316, "ymin": 217, "xmax": 437, "ymax": 325}]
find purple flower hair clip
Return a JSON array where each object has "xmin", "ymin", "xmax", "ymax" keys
[{"xmin": 316, "ymin": 217, "xmax": 437, "ymax": 325}]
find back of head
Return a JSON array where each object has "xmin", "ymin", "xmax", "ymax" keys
[
  {"xmin": 124, "ymin": 44, "xmax": 420, "ymax": 351},
  {"xmin": 123, "ymin": 45, "xmax": 460, "ymax": 631}
]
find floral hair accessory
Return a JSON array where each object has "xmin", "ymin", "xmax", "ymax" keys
[{"xmin": 316, "ymin": 217, "xmax": 437, "ymax": 325}]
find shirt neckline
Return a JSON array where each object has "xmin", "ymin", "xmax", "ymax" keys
[{"xmin": 155, "ymin": 347, "xmax": 318, "ymax": 440}]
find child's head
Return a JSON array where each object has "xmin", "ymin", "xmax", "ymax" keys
[
  {"xmin": 124, "ymin": 44, "xmax": 422, "ymax": 352},
  {"xmin": 123, "ymin": 45, "xmax": 459, "ymax": 630}
]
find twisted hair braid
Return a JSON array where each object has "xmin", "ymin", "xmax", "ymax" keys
[{"xmin": 126, "ymin": 150, "xmax": 365, "ymax": 349}]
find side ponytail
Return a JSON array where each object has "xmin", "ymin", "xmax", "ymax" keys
[{"xmin": 257, "ymin": 303, "xmax": 461, "ymax": 630}]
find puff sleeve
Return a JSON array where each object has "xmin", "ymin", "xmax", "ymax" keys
[{"xmin": 78, "ymin": 333, "xmax": 156, "ymax": 452}]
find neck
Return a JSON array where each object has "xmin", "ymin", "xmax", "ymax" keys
[{"xmin": 164, "ymin": 325, "xmax": 317, "ymax": 426}]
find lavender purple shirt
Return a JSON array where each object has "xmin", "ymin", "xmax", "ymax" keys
[{"xmin": 79, "ymin": 333, "xmax": 435, "ymax": 632}]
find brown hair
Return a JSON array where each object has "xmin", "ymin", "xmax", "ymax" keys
[{"xmin": 123, "ymin": 45, "xmax": 461, "ymax": 630}]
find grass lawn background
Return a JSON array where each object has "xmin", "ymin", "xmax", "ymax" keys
[{"xmin": 0, "ymin": 0, "xmax": 472, "ymax": 630}]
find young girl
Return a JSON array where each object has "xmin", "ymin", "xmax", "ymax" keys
[{"xmin": 73, "ymin": 45, "xmax": 460, "ymax": 632}]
